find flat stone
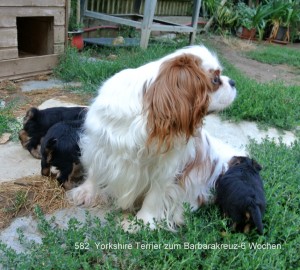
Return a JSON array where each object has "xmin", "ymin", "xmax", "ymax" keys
[
  {"xmin": 0, "ymin": 141, "xmax": 40, "ymax": 182},
  {"xmin": 0, "ymin": 206, "xmax": 107, "ymax": 254},
  {"xmin": 20, "ymin": 79, "xmax": 81, "ymax": 92},
  {"xmin": 204, "ymin": 114, "xmax": 296, "ymax": 152}
]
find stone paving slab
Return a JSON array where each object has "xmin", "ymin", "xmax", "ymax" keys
[
  {"xmin": 20, "ymin": 79, "xmax": 81, "ymax": 92},
  {"xmin": 0, "ymin": 206, "xmax": 107, "ymax": 253}
]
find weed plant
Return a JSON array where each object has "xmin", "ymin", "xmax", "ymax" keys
[{"xmin": 0, "ymin": 104, "xmax": 22, "ymax": 139}]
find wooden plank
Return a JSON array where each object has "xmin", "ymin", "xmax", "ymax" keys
[
  {"xmin": 189, "ymin": 0, "xmax": 202, "ymax": 44},
  {"xmin": 0, "ymin": 7, "xmax": 66, "ymax": 26},
  {"xmin": 54, "ymin": 44, "xmax": 65, "ymax": 54},
  {"xmin": 84, "ymin": 10, "xmax": 142, "ymax": 28},
  {"xmin": 0, "ymin": 54, "xmax": 59, "ymax": 78},
  {"xmin": 0, "ymin": 70, "xmax": 53, "ymax": 82},
  {"xmin": 0, "ymin": 48, "xmax": 18, "ymax": 61},
  {"xmin": 151, "ymin": 24, "xmax": 194, "ymax": 32},
  {"xmin": 54, "ymin": 26, "xmax": 66, "ymax": 43},
  {"xmin": 0, "ymin": 15, "xmax": 16, "ymax": 27},
  {"xmin": 0, "ymin": 29, "xmax": 17, "ymax": 48},
  {"xmin": 140, "ymin": 0, "xmax": 157, "ymax": 49},
  {"xmin": 0, "ymin": 0, "xmax": 66, "ymax": 7}
]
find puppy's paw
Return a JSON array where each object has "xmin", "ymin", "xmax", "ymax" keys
[
  {"xmin": 66, "ymin": 183, "xmax": 96, "ymax": 207},
  {"xmin": 30, "ymin": 146, "xmax": 41, "ymax": 159}
]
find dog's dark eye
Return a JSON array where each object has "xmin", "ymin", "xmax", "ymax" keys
[{"xmin": 212, "ymin": 76, "xmax": 221, "ymax": 85}]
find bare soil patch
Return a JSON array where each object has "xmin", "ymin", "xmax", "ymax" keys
[
  {"xmin": 0, "ymin": 77, "xmax": 92, "ymax": 119},
  {"xmin": 209, "ymin": 35, "xmax": 300, "ymax": 86}
]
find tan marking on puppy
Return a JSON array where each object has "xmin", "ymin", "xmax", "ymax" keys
[
  {"xmin": 243, "ymin": 224, "xmax": 251, "ymax": 234},
  {"xmin": 245, "ymin": 211, "xmax": 251, "ymax": 222},
  {"xmin": 31, "ymin": 145, "xmax": 42, "ymax": 159},
  {"xmin": 42, "ymin": 166, "xmax": 51, "ymax": 176},
  {"xmin": 18, "ymin": 129, "xmax": 30, "ymax": 148}
]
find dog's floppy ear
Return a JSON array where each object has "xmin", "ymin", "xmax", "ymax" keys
[
  {"xmin": 252, "ymin": 159, "xmax": 262, "ymax": 171},
  {"xmin": 144, "ymin": 53, "xmax": 212, "ymax": 152},
  {"xmin": 24, "ymin": 107, "xmax": 39, "ymax": 124},
  {"xmin": 27, "ymin": 107, "xmax": 39, "ymax": 119}
]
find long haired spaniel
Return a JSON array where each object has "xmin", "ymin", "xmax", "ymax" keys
[{"xmin": 67, "ymin": 45, "xmax": 245, "ymax": 230}]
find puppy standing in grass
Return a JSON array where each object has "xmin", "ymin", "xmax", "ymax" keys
[
  {"xmin": 215, "ymin": 156, "xmax": 266, "ymax": 234},
  {"xmin": 68, "ymin": 45, "xmax": 244, "ymax": 230}
]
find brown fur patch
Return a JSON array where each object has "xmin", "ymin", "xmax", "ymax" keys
[
  {"xmin": 210, "ymin": 69, "xmax": 222, "ymax": 92},
  {"xmin": 23, "ymin": 108, "xmax": 35, "ymax": 125},
  {"xmin": 143, "ymin": 54, "xmax": 212, "ymax": 153},
  {"xmin": 42, "ymin": 166, "xmax": 51, "ymax": 176},
  {"xmin": 30, "ymin": 145, "xmax": 42, "ymax": 159},
  {"xmin": 65, "ymin": 162, "xmax": 84, "ymax": 189},
  {"xmin": 18, "ymin": 129, "xmax": 29, "ymax": 148},
  {"xmin": 243, "ymin": 224, "xmax": 251, "ymax": 234}
]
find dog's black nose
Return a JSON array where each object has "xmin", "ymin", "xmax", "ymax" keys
[{"xmin": 229, "ymin": 79, "xmax": 235, "ymax": 88}]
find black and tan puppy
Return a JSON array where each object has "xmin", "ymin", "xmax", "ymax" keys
[
  {"xmin": 19, "ymin": 106, "xmax": 87, "ymax": 159},
  {"xmin": 41, "ymin": 119, "xmax": 84, "ymax": 190},
  {"xmin": 215, "ymin": 156, "xmax": 266, "ymax": 235}
]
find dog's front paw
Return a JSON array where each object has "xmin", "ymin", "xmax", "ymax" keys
[{"xmin": 66, "ymin": 183, "xmax": 96, "ymax": 207}]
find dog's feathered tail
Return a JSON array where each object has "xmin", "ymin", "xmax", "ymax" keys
[{"xmin": 249, "ymin": 204, "xmax": 263, "ymax": 235}]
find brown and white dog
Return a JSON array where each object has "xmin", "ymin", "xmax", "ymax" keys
[{"xmin": 67, "ymin": 45, "xmax": 245, "ymax": 230}]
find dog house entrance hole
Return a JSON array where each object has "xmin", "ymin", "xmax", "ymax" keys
[{"xmin": 17, "ymin": 17, "xmax": 54, "ymax": 57}]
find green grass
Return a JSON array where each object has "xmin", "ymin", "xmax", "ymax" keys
[
  {"xmin": 0, "ymin": 138, "xmax": 299, "ymax": 269},
  {"xmin": 244, "ymin": 44, "xmax": 300, "ymax": 68},
  {"xmin": 54, "ymin": 41, "xmax": 187, "ymax": 93},
  {"xmin": 220, "ymin": 59, "xmax": 300, "ymax": 130},
  {"xmin": 0, "ymin": 105, "xmax": 22, "ymax": 140}
]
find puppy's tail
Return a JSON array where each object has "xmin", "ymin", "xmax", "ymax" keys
[{"xmin": 249, "ymin": 204, "xmax": 263, "ymax": 235}]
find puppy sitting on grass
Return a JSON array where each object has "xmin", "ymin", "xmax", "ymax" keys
[
  {"xmin": 19, "ymin": 106, "xmax": 87, "ymax": 159},
  {"xmin": 215, "ymin": 156, "xmax": 266, "ymax": 235},
  {"xmin": 41, "ymin": 119, "xmax": 85, "ymax": 190}
]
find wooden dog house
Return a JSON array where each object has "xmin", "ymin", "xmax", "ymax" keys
[{"xmin": 0, "ymin": 0, "xmax": 67, "ymax": 81}]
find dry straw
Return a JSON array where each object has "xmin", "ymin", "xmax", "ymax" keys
[{"xmin": 0, "ymin": 175, "xmax": 70, "ymax": 229}]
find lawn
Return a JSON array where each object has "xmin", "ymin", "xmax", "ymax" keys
[
  {"xmin": 244, "ymin": 44, "xmax": 300, "ymax": 69},
  {"xmin": 0, "ymin": 139, "xmax": 299, "ymax": 269},
  {"xmin": 0, "ymin": 38, "xmax": 299, "ymax": 269}
]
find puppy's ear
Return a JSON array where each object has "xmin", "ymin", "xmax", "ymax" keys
[
  {"xmin": 27, "ymin": 107, "xmax": 39, "ymax": 119},
  {"xmin": 144, "ymin": 53, "xmax": 212, "ymax": 152},
  {"xmin": 228, "ymin": 156, "xmax": 243, "ymax": 167},
  {"xmin": 252, "ymin": 159, "xmax": 262, "ymax": 171},
  {"xmin": 24, "ymin": 107, "xmax": 39, "ymax": 124}
]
